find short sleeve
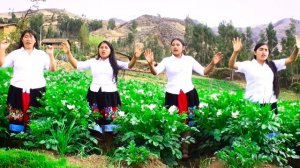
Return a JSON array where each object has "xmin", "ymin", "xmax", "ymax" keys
[
  {"xmin": 117, "ymin": 60, "xmax": 129, "ymax": 70},
  {"xmin": 43, "ymin": 52, "xmax": 51, "ymax": 70},
  {"xmin": 155, "ymin": 58, "xmax": 166, "ymax": 75},
  {"xmin": 273, "ymin": 58, "xmax": 286, "ymax": 71},
  {"xmin": 1, "ymin": 51, "xmax": 17, "ymax": 68},
  {"xmin": 191, "ymin": 57, "xmax": 204, "ymax": 76},
  {"xmin": 77, "ymin": 59, "xmax": 92, "ymax": 70},
  {"xmin": 235, "ymin": 61, "xmax": 248, "ymax": 73}
]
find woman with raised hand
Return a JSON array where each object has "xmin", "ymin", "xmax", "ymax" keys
[
  {"xmin": 61, "ymin": 40, "xmax": 143, "ymax": 149},
  {"xmin": 144, "ymin": 37, "xmax": 223, "ymax": 159},
  {"xmin": 228, "ymin": 36, "xmax": 300, "ymax": 114},
  {"xmin": 0, "ymin": 29, "xmax": 56, "ymax": 133}
]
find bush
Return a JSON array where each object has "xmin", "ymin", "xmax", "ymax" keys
[{"xmin": 289, "ymin": 82, "xmax": 300, "ymax": 93}]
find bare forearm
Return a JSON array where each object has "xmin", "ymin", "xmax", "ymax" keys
[
  {"xmin": 204, "ymin": 62, "xmax": 215, "ymax": 75},
  {"xmin": 128, "ymin": 56, "xmax": 137, "ymax": 69},
  {"xmin": 0, "ymin": 49, "xmax": 6, "ymax": 67},
  {"xmin": 49, "ymin": 54, "xmax": 56, "ymax": 71},
  {"xmin": 229, "ymin": 51, "xmax": 239, "ymax": 69},
  {"xmin": 66, "ymin": 51, "xmax": 78, "ymax": 69},
  {"xmin": 148, "ymin": 64, "xmax": 157, "ymax": 75},
  {"xmin": 285, "ymin": 47, "xmax": 299, "ymax": 65}
]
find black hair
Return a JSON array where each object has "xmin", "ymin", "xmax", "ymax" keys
[
  {"xmin": 96, "ymin": 40, "xmax": 119, "ymax": 83},
  {"xmin": 170, "ymin": 38, "xmax": 186, "ymax": 55},
  {"xmin": 253, "ymin": 42, "xmax": 279, "ymax": 98},
  {"xmin": 18, "ymin": 29, "xmax": 39, "ymax": 49}
]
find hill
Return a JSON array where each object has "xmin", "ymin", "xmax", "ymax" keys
[{"xmin": 1, "ymin": 9, "xmax": 300, "ymax": 47}]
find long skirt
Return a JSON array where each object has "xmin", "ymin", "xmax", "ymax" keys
[
  {"xmin": 165, "ymin": 88, "xmax": 199, "ymax": 126},
  {"xmin": 87, "ymin": 88, "xmax": 121, "ymax": 133},
  {"xmin": 7, "ymin": 85, "xmax": 45, "ymax": 133}
]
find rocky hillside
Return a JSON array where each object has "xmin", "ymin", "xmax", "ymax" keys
[
  {"xmin": 249, "ymin": 18, "xmax": 300, "ymax": 44},
  {"xmin": 91, "ymin": 14, "xmax": 186, "ymax": 45},
  {"xmin": 1, "ymin": 9, "xmax": 299, "ymax": 47}
]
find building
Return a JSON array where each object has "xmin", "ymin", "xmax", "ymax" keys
[
  {"xmin": 41, "ymin": 38, "xmax": 70, "ymax": 47},
  {"xmin": 0, "ymin": 23, "xmax": 17, "ymax": 36}
]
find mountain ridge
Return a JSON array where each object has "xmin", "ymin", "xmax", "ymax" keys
[{"xmin": 1, "ymin": 8, "xmax": 299, "ymax": 47}]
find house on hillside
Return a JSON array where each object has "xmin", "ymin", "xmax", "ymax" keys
[
  {"xmin": 0, "ymin": 23, "xmax": 17, "ymax": 36},
  {"xmin": 41, "ymin": 38, "xmax": 70, "ymax": 47}
]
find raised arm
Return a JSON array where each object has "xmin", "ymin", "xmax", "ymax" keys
[
  {"xmin": 45, "ymin": 45, "xmax": 56, "ymax": 71},
  {"xmin": 144, "ymin": 49, "xmax": 157, "ymax": 75},
  {"xmin": 285, "ymin": 35, "xmax": 300, "ymax": 65},
  {"xmin": 61, "ymin": 41, "xmax": 78, "ymax": 69},
  {"xmin": 128, "ymin": 42, "xmax": 144, "ymax": 69},
  {"xmin": 0, "ymin": 41, "xmax": 10, "ymax": 67},
  {"xmin": 228, "ymin": 37, "xmax": 243, "ymax": 69},
  {"xmin": 204, "ymin": 52, "xmax": 223, "ymax": 75}
]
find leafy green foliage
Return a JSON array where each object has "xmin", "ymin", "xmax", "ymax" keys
[
  {"xmin": 0, "ymin": 149, "xmax": 74, "ymax": 168},
  {"xmin": 0, "ymin": 69, "xmax": 299, "ymax": 167},
  {"xmin": 113, "ymin": 140, "xmax": 153, "ymax": 166},
  {"xmin": 115, "ymin": 79, "xmax": 195, "ymax": 166}
]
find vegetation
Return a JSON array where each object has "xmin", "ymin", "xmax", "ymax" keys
[
  {"xmin": 0, "ymin": 5, "xmax": 299, "ymax": 167},
  {"xmin": 0, "ymin": 69, "xmax": 299, "ymax": 167}
]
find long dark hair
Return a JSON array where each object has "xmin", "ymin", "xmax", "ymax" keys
[
  {"xmin": 96, "ymin": 40, "xmax": 119, "ymax": 83},
  {"xmin": 253, "ymin": 43, "xmax": 279, "ymax": 98},
  {"xmin": 171, "ymin": 38, "xmax": 186, "ymax": 55},
  {"xmin": 18, "ymin": 29, "xmax": 39, "ymax": 49}
]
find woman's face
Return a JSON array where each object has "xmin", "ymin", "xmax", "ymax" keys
[
  {"xmin": 255, "ymin": 44, "xmax": 269, "ymax": 63},
  {"xmin": 22, "ymin": 33, "xmax": 36, "ymax": 49},
  {"xmin": 98, "ymin": 43, "xmax": 111, "ymax": 59},
  {"xmin": 171, "ymin": 40, "xmax": 184, "ymax": 57}
]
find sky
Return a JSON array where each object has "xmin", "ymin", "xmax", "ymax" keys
[{"xmin": 0, "ymin": 0, "xmax": 299, "ymax": 27}]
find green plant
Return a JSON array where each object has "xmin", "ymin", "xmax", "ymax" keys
[
  {"xmin": 217, "ymin": 138, "xmax": 269, "ymax": 168},
  {"xmin": 113, "ymin": 140, "xmax": 153, "ymax": 166},
  {"xmin": 289, "ymin": 82, "xmax": 300, "ymax": 93},
  {"xmin": 0, "ymin": 149, "xmax": 74, "ymax": 168}
]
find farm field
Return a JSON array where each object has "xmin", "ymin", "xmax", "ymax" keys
[{"xmin": 0, "ymin": 69, "xmax": 299, "ymax": 168}]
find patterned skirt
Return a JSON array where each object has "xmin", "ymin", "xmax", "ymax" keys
[
  {"xmin": 165, "ymin": 88, "xmax": 199, "ymax": 126},
  {"xmin": 87, "ymin": 88, "xmax": 121, "ymax": 133},
  {"xmin": 7, "ymin": 85, "xmax": 45, "ymax": 133}
]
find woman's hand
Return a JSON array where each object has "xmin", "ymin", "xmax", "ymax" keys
[
  {"xmin": 232, "ymin": 37, "xmax": 243, "ymax": 52},
  {"xmin": 211, "ymin": 52, "xmax": 223, "ymax": 65},
  {"xmin": 144, "ymin": 49, "xmax": 154, "ymax": 66},
  {"xmin": 45, "ymin": 45, "xmax": 54, "ymax": 56},
  {"xmin": 61, "ymin": 41, "xmax": 71, "ymax": 54},
  {"xmin": 0, "ymin": 40, "xmax": 10, "ymax": 50},
  {"xmin": 133, "ymin": 42, "xmax": 144, "ymax": 58}
]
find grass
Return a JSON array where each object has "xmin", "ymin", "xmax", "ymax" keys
[{"xmin": 0, "ymin": 149, "xmax": 77, "ymax": 168}]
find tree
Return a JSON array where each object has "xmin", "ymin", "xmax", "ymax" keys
[
  {"xmin": 244, "ymin": 27, "xmax": 254, "ymax": 59},
  {"xmin": 265, "ymin": 23, "xmax": 278, "ymax": 59},
  {"xmin": 89, "ymin": 19, "xmax": 103, "ymax": 31},
  {"xmin": 258, "ymin": 30, "xmax": 267, "ymax": 43},
  {"xmin": 217, "ymin": 21, "xmax": 241, "ymax": 67},
  {"xmin": 29, "ymin": 13, "xmax": 44, "ymax": 38},
  {"xmin": 280, "ymin": 19, "xmax": 297, "ymax": 87},
  {"xmin": 129, "ymin": 20, "xmax": 137, "ymax": 33},
  {"xmin": 46, "ymin": 24, "xmax": 59, "ymax": 38},
  {"xmin": 107, "ymin": 18, "xmax": 116, "ymax": 30},
  {"xmin": 9, "ymin": 12, "xmax": 18, "ymax": 23},
  {"xmin": 78, "ymin": 22, "xmax": 90, "ymax": 54}
]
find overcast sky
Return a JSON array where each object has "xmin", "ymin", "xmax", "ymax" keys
[{"xmin": 0, "ymin": 0, "xmax": 299, "ymax": 27}]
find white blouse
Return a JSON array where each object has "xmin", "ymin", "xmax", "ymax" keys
[
  {"xmin": 235, "ymin": 59, "xmax": 286, "ymax": 103},
  {"xmin": 77, "ymin": 58, "xmax": 129, "ymax": 92},
  {"xmin": 1, "ymin": 48, "xmax": 51, "ymax": 90},
  {"xmin": 154, "ymin": 55, "xmax": 205, "ymax": 94}
]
